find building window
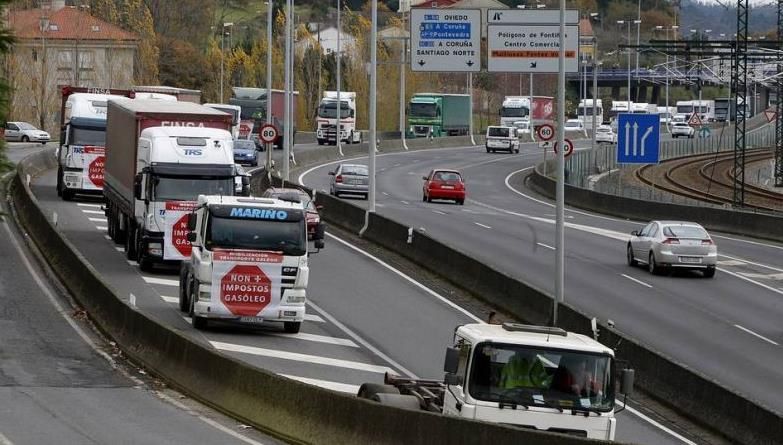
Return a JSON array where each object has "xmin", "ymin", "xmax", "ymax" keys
[
  {"xmin": 78, "ymin": 50, "xmax": 94, "ymax": 68},
  {"xmin": 58, "ymin": 50, "xmax": 73, "ymax": 68},
  {"xmin": 31, "ymin": 48, "xmax": 37, "ymax": 61}
]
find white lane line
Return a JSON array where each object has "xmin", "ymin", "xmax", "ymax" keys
[
  {"xmin": 280, "ymin": 374, "xmax": 359, "ymax": 394},
  {"xmin": 734, "ymin": 324, "xmax": 779, "ymax": 346},
  {"xmin": 96, "ymin": 226, "xmax": 107, "ymax": 231},
  {"xmin": 114, "ymin": 246, "xmax": 124, "ymax": 252},
  {"xmin": 270, "ymin": 332, "xmax": 357, "ymax": 347},
  {"xmin": 103, "ymin": 235, "xmax": 111, "ymax": 240},
  {"xmin": 76, "ymin": 203, "xmax": 101, "ymax": 208},
  {"xmin": 393, "ymin": 163, "xmax": 401, "ymax": 167},
  {"xmin": 0, "ymin": 431, "xmax": 14, "ymax": 445},
  {"xmin": 432, "ymin": 210, "xmax": 447, "ymax": 215},
  {"xmin": 400, "ymin": 200, "xmax": 410, "ymax": 205},
  {"xmin": 737, "ymin": 272, "xmax": 783, "ymax": 280},
  {"xmin": 81, "ymin": 209, "xmax": 104, "ymax": 215},
  {"xmin": 142, "ymin": 276, "xmax": 179, "ymax": 287},
  {"xmin": 615, "ymin": 400, "xmax": 698, "ymax": 445},
  {"xmin": 326, "ymin": 232, "xmax": 482, "ymax": 324},
  {"xmin": 304, "ymin": 313, "xmax": 325, "ymax": 323},
  {"xmin": 621, "ymin": 274, "xmax": 653, "ymax": 288},
  {"xmin": 536, "ymin": 242, "xmax": 555, "ymax": 250},
  {"xmin": 717, "ymin": 259, "xmax": 746, "ymax": 266},
  {"xmin": 381, "ymin": 192, "xmax": 389, "ymax": 196},
  {"xmin": 126, "ymin": 260, "xmax": 136, "ymax": 266},
  {"xmin": 210, "ymin": 341, "xmax": 394, "ymax": 374},
  {"xmin": 89, "ymin": 217, "xmax": 108, "ymax": 223},
  {"xmin": 719, "ymin": 253, "xmax": 783, "ymax": 273},
  {"xmin": 474, "ymin": 222, "xmax": 491, "ymax": 229},
  {"xmin": 161, "ymin": 295, "xmax": 179, "ymax": 304},
  {"xmin": 712, "ymin": 234, "xmax": 783, "ymax": 251},
  {"xmin": 719, "ymin": 268, "xmax": 783, "ymax": 297}
]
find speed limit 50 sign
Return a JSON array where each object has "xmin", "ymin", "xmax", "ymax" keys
[{"xmin": 258, "ymin": 124, "xmax": 279, "ymax": 144}]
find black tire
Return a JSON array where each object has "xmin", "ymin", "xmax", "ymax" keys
[
  {"xmin": 56, "ymin": 168, "xmax": 63, "ymax": 197},
  {"xmin": 357, "ymin": 383, "xmax": 400, "ymax": 400},
  {"xmin": 627, "ymin": 244, "xmax": 637, "ymax": 267},
  {"xmin": 317, "ymin": 139, "xmax": 325, "ymax": 146},
  {"xmin": 426, "ymin": 196, "xmax": 432, "ymax": 203},
  {"xmin": 648, "ymin": 252, "xmax": 661, "ymax": 275},
  {"xmin": 192, "ymin": 315, "xmax": 208, "ymax": 330},
  {"xmin": 515, "ymin": 148, "xmax": 520, "ymax": 153},
  {"xmin": 422, "ymin": 193, "xmax": 427, "ymax": 202},
  {"xmin": 374, "ymin": 393, "xmax": 421, "ymax": 409},
  {"xmin": 703, "ymin": 267, "xmax": 716, "ymax": 278},
  {"xmin": 21, "ymin": 135, "xmax": 29, "ymax": 143},
  {"xmin": 178, "ymin": 267, "xmax": 190, "ymax": 312},
  {"xmin": 485, "ymin": 145, "xmax": 490, "ymax": 153},
  {"xmin": 61, "ymin": 188, "xmax": 74, "ymax": 201},
  {"xmin": 41, "ymin": 141, "xmax": 47, "ymax": 145},
  {"xmin": 457, "ymin": 199, "xmax": 464, "ymax": 205},
  {"xmin": 283, "ymin": 321, "xmax": 301, "ymax": 333}
]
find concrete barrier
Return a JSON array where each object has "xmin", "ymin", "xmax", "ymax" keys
[{"xmin": 10, "ymin": 149, "xmax": 611, "ymax": 445}]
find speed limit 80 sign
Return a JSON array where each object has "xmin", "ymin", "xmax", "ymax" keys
[{"xmin": 258, "ymin": 124, "xmax": 279, "ymax": 144}]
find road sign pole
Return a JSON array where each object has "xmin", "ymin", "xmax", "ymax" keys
[
  {"xmin": 265, "ymin": 0, "xmax": 273, "ymax": 172},
  {"xmin": 337, "ymin": 0, "xmax": 343, "ymax": 156},
  {"xmin": 469, "ymin": 72, "xmax": 475, "ymax": 145},
  {"xmin": 283, "ymin": 0, "xmax": 292, "ymax": 182},
  {"xmin": 554, "ymin": 0, "xmax": 566, "ymax": 327},
  {"xmin": 369, "ymin": 0, "xmax": 377, "ymax": 213}
]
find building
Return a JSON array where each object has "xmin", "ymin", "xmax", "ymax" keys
[
  {"xmin": 5, "ymin": 0, "xmax": 139, "ymax": 131},
  {"xmin": 299, "ymin": 25, "xmax": 357, "ymax": 57},
  {"xmin": 579, "ymin": 18, "xmax": 596, "ymax": 63}
]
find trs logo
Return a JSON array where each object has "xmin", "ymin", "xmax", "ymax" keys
[{"xmin": 183, "ymin": 149, "xmax": 202, "ymax": 156}]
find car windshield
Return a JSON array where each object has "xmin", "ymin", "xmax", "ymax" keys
[
  {"xmin": 662, "ymin": 225, "xmax": 709, "ymax": 239},
  {"xmin": 152, "ymin": 176, "xmax": 235, "ymax": 201},
  {"xmin": 433, "ymin": 171, "xmax": 462, "ymax": 182},
  {"xmin": 70, "ymin": 126, "xmax": 105, "ymax": 146},
  {"xmin": 487, "ymin": 127, "xmax": 510, "ymax": 137},
  {"xmin": 565, "ymin": 121, "xmax": 580, "ymax": 127},
  {"xmin": 234, "ymin": 140, "xmax": 256, "ymax": 150},
  {"xmin": 318, "ymin": 102, "xmax": 352, "ymax": 119},
  {"xmin": 341, "ymin": 165, "xmax": 368, "ymax": 176},
  {"xmin": 500, "ymin": 107, "xmax": 528, "ymax": 118},
  {"xmin": 468, "ymin": 343, "xmax": 614, "ymax": 412},
  {"xmin": 205, "ymin": 214, "xmax": 306, "ymax": 256},
  {"xmin": 410, "ymin": 102, "xmax": 437, "ymax": 118},
  {"xmin": 17, "ymin": 122, "xmax": 36, "ymax": 130}
]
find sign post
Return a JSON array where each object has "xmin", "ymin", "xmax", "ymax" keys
[
  {"xmin": 410, "ymin": 9, "xmax": 481, "ymax": 72},
  {"xmin": 537, "ymin": 123, "xmax": 555, "ymax": 177}
]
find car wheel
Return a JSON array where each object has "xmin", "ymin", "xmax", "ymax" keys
[
  {"xmin": 21, "ymin": 135, "xmax": 29, "ymax": 143},
  {"xmin": 422, "ymin": 193, "xmax": 427, "ymax": 202},
  {"xmin": 515, "ymin": 148, "xmax": 520, "ymax": 153},
  {"xmin": 648, "ymin": 252, "xmax": 661, "ymax": 275},
  {"xmin": 703, "ymin": 267, "xmax": 716, "ymax": 278},
  {"xmin": 627, "ymin": 244, "xmax": 637, "ymax": 267},
  {"xmin": 61, "ymin": 187, "xmax": 74, "ymax": 201},
  {"xmin": 41, "ymin": 141, "xmax": 47, "ymax": 145},
  {"xmin": 457, "ymin": 199, "xmax": 464, "ymax": 205},
  {"xmin": 485, "ymin": 146, "xmax": 490, "ymax": 153},
  {"xmin": 426, "ymin": 195, "xmax": 432, "ymax": 203},
  {"xmin": 283, "ymin": 321, "xmax": 301, "ymax": 333}
]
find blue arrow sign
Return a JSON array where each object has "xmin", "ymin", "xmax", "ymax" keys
[{"xmin": 616, "ymin": 113, "xmax": 660, "ymax": 164}]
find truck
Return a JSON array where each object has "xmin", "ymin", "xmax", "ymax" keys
[
  {"xmin": 134, "ymin": 85, "xmax": 201, "ymax": 103},
  {"xmin": 103, "ymin": 100, "xmax": 241, "ymax": 272},
  {"xmin": 315, "ymin": 91, "xmax": 362, "ymax": 145},
  {"xmin": 674, "ymin": 100, "xmax": 715, "ymax": 124},
  {"xmin": 714, "ymin": 97, "xmax": 736, "ymax": 122},
  {"xmin": 407, "ymin": 93, "xmax": 470, "ymax": 138},
  {"xmin": 576, "ymin": 99, "xmax": 603, "ymax": 130},
  {"xmin": 358, "ymin": 323, "xmax": 634, "ymax": 441},
  {"xmin": 499, "ymin": 96, "xmax": 555, "ymax": 130},
  {"xmin": 229, "ymin": 87, "xmax": 298, "ymax": 150},
  {"xmin": 56, "ymin": 86, "xmax": 135, "ymax": 201},
  {"xmin": 631, "ymin": 102, "xmax": 657, "ymax": 114},
  {"xmin": 204, "ymin": 103, "xmax": 242, "ymax": 139},
  {"xmin": 178, "ymin": 194, "xmax": 325, "ymax": 333}
]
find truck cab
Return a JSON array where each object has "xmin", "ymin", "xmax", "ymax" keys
[
  {"xmin": 179, "ymin": 194, "xmax": 325, "ymax": 333},
  {"xmin": 407, "ymin": 93, "xmax": 470, "ymax": 138},
  {"xmin": 316, "ymin": 91, "xmax": 361, "ymax": 145}
]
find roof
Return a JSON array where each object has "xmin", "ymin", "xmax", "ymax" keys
[
  {"xmin": 200, "ymin": 195, "xmax": 305, "ymax": 211},
  {"xmin": 141, "ymin": 126, "xmax": 232, "ymax": 137},
  {"xmin": 579, "ymin": 18, "xmax": 594, "ymax": 38},
  {"xmin": 458, "ymin": 323, "xmax": 614, "ymax": 356},
  {"xmin": 9, "ymin": 7, "xmax": 139, "ymax": 41},
  {"xmin": 111, "ymin": 99, "xmax": 226, "ymax": 115}
]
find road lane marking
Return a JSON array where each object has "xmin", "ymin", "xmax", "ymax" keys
[
  {"xmin": 719, "ymin": 253, "xmax": 783, "ymax": 273},
  {"xmin": 142, "ymin": 276, "xmax": 179, "ymax": 286},
  {"xmin": 615, "ymin": 400, "xmax": 698, "ymax": 445},
  {"xmin": 474, "ymin": 222, "xmax": 491, "ymax": 229},
  {"xmin": 76, "ymin": 203, "xmax": 101, "ymax": 208},
  {"xmin": 734, "ymin": 324, "xmax": 779, "ymax": 346},
  {"xmin": 88, "ymin": 217, "xmax": 107, "ymax": 223},
  {"xmin": 737, "ymin": 272, "xmax": 783, "ymax": 280},
  {"xmin": 81, "ymin": 209, "xmax": 104, "ymax": 215},
  {"xmin": 717, "ymin": 259, "xmax": 746, "ymax": 266},
  {"xmin": 103, "ymin": 235, "xmax": 111, "ymax": 240},
  {"xmin": 96, "ymin": 226, "xmax": 107, "ymax": 231},
  {"xmin": 536, "ymin": 242, "xmax": 555, "ymax": 250},
  {"xmin": 161, "ymin": 295, "xmax": 178, "ymax": 304},
  {"xmin": 210, "ymin": 341, "xmax": 394, "ymax": 374},
  {"xmin": 432, "ymin": 210, "xmax": 447, "ymax": 215},
  {"xmin": 712, "ymin": 234, "xmax": 783, "ymax": 251},
  {"xmin": 114, "ymin": 246, "xmax": 124, "ymax": 252},
  {"xmin": 401, "ymin": 200, "xmax": 410, "ymax": 205},
  {"xmin": 280, "ymin": 374, "xmax": 359, "ymax": 394},
  {"xmin": 621, "ymin": 274, "xmax": 653, "ymax": 288},
  {"xmin": 126, "ymin": 260, "xmax": 136, "ymax": 266},
  {"xmin": 718, "ymin": 268, "xmax": 783, "ymax": 297},
  {"xmin": 0, "ymin": 431, "xmax": 14, "ymax": 445},
  {"xmin": 270, "ymin": 332, "xmax": 357, "ymax": 347},
  {"xmin": 381, "ymin": 192, "xmax": 389, "ymax": 196}
]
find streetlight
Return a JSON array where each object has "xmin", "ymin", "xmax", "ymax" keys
[
  {"xmin": 617, "ymin": 20, "xmax": 640, "ymax": 111},
  {"xmin": 264, "ymin": 2, "xmax": 273, "ymax": 170},
  {"xmin": 655, "ymin": 24, "xmax": 678, "ymax": 132},
  {"xmin": 220, "ymin": 22, "xmax": 234, "ymax": 102},
  {"xmin": 38, "ymin": 14, "xmax": 49, "ymax": 130}
]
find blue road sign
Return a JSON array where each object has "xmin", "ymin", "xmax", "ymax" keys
[{"xmin": 617, "ymin": 113, "xmax": 660, "ymax": 164}]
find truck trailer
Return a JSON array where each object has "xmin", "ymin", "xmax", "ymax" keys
[
  {"xmin": 500, "ymin": 96, "xmax": 555, "ymax": 129},
  {"xmin": 103, "ymin": 100, "xmax": 239, "ymax": 271},
  {"xmin": 407, "ymin": 93, "xmax": 470, "ymax": 138}
]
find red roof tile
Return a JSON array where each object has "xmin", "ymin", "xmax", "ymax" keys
[{"xmin": 9, "ymin": 7, "xmax": 139, "ymax": 41}]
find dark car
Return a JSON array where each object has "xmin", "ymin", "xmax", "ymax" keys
[
  {"xmin": 262, "ymin": 187, "xmax": 321, "ymax": 239},
  {"xmin": 233, "ymin": 139, "xmax": 258, "ymax": 166}
]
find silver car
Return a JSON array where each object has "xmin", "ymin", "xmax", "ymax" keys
[
  {"xmin": 627, "ymin": 221, "xmax": 717, "ymax": 277},
  {"xmin": 4, "ymin": 121, "xmax": 50, "ymax": 144},
  {"xmin": 328, "ymin": 163, "xmax": 369, "ymax": 199}
]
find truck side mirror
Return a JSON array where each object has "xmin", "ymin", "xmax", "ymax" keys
[
  {"xmin": 187, "ymin": 213, "xmax": 197, "ymax": 231},
  {"xmin": 620, "ymin": 368, "xmax": 635, "ymax": 396},
  {"xmin": 133, "ymin": 174, "xmax": 143, "ymax": 200},
  {"xmin": 241, "ymin": 176, "xmax": 251, "ymax": 196},
  {"xmin": 630, "ymin": 230, "xmax": 639, "ymax": 236},
  {"xmin": 443, "ymin": 347, "xmax": 460, "ymax": 374},
  {"xmin": 186, "ymin": 232, "xmax": 197, "ymax": 243}
]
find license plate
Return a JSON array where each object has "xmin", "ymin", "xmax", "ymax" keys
[
  {"xmin": 441, "ymin": 185, "xmax": 454, "ymax": 189},
  {"xmin": 679, "ymin": 257, "xmax": 702, "ymax": 264},
  {"xmin": 350, "ymin": 179, "xmax": 363, "ymax": 185},
  {"xmin": 240, "ymin": 316, "xmax": 264, "ymax": 323}
]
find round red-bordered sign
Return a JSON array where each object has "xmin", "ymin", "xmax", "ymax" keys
[
  {"xmin": 258, "ymin": 124, "xmax": 279, "ymax": 144},
  {"xmin": 536, "ymin": 124, "xmax": 555, "ymax": 141},
  {"xmin": 553, "ymin": 138, "xmax": 574, "ymax": 158}
]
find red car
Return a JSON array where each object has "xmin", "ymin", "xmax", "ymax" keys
[
  {"xmin": 262, "ymin": 187, "xmax": 321, "ymax": 239},
  {"xmin": 422, "ymin": 169, "xmax": 466, "ymax": 205}
]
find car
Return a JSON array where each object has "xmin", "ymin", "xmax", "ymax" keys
[
  {"xmin": 4, "ymin": 121, "xmax": 50, "ymax": 144},
  {"xmin": 627, "ymin": 221, "xmax": 717, "ymax": 277},
  {"xmin": 564, "ymin": 119, "xmax": 585, "ymax": 133},
  {"xmin": 671, "ymin": 122, "xmax": 695, "ymax": 138},
  {"xmin": 485, "ymin": 126, "xmax": 520, "ymax": 153},
  {"xmin": 422, "ymin": 169, "xmax": 466, "ymax": 205},
  {"xmin": 262, "ymin": 187, "xmax": 321, "ymax": 239},
  {"xmin": 328, "ymin": 163, "xmax": 368, "ymax": 199},
  {"xmin": 595, "ymin": 125, "xmax": 617, "ymax": 144},
  {"xmin": 511, "ymin": 120, "xmax": 531, "ymax": 139},
  {"xmin": 233, "ymin": 138, "xmax": 258, "ymax": 166}
]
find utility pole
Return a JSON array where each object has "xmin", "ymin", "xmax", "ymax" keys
[
  {"xmin": 369, "ymin": 0, "xmax": 377, "ymax": 212},
  {"xmin": 283, "ymin": 0, "xmax": 292, "ymax": 181},
  {"xmin": 336, "ymin": 0, "xmax": 343, "ymax": 156},
  {"xmin": 776, "ymin": 0, "xmax": 783, "ymax": 187},
  {"xmin": 265, "ymin": 0, "xmax": 273, "ymax": 171},
  {"xmin": 733, "ymin": 0, "xmax": 749, "ymax": 206},
  {"xmin": 553, "ymin": 0, "xmax": 566, "ymax": 326}
]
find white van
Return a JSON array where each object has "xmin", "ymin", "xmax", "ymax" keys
[{"xmin": 485, "ymin": 126, "xmax": 519, "ymax": 153}]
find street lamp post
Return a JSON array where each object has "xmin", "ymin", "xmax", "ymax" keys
[
  {"xmin": 617, "ymin": 20, "xmax": 639, "ymax": 111},
  {"xmin": 656, "ymin": 24, "xmax": 678, "ymax": 132},
  {"xmin": 220, "ymin": 22, "xmax": 234, "ymax": 102},
  {"xmin": 38, "ymin": 14, "xmax": 49, "ymax": 130},
  {"xmin": 336, "ymin": 0, "xmax": 343, "ymax": 155},
  {"xmin": 265, "ymin": 1, "xmax": 273, "ymax": 170}
]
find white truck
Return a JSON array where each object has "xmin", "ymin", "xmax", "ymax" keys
[
  {"xmin": 358, "ymin": 323, "xmax": 634, "ymax": 441},
  {"xmin": 675, "ymin": 100, "xmax": 715, "ymax": 124},
  {"xmin": 56, "ymin": 87, "xmax": 134, "ymax": 200},
  {"xmin": 178, "ymin": 194, "xmax": 325, "ymax": 333},
  {"xmin": 316, "ymin": 91, "xmax": 361, "ymax": 145},
  {"xmin": 204, "ymin": 103, "xmax": 242, "ymax": 139},
  {"xmin": 103, "ymin": 100, "xmax": 242, "ymax": 271},
  {"xmin": 631, "ymin": 103, "xmax": 657, "ymax": 114},
  {"xmin": 576, "ymin": 99, "xmax": 603, "ymax": 130}
]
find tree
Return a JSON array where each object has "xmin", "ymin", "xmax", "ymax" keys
[{"xmin": 0, "ymin": 0, "xmax": 14, "ymax": 171}]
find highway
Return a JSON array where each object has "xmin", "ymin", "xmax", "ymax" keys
[
  {"xmin": 21, "ymin": 147, "xmax": 695, "ymax": 444},
  {"xmin": 0, "ymin": 144, "xmax": 282, "ymax": 445},
  {"xmin": 299, "ymin": 141, "xmax": 783, "ymax": 416}
]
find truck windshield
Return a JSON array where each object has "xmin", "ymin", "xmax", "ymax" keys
[
  {"xmin": 152, "ymin": 176, "xmax": 235, "ymax": 201},
  {"xmin": 318, "ymin": 102, "xmax": 352, "ymax": 119},
  {"xmin": 677, "ymin": 105, "xmax": 693, "ymax": 114},
  {"xmin": 468, "ymin": 343, "xmax": 614, "ymax": 412},
  {"xmin": 70, "ymin": 126, "xmax": 106, "ymax": 146},
  {"xmin": 410, "ymin": 102, "xmax": 438, "ymax": 118},
  {"xmin": 500, "ymin": 107, "xmax": 528, "ymax": 118},
  {"xmin": 205, "ymin": 214, "xmax": 306, "ymax": 256}
]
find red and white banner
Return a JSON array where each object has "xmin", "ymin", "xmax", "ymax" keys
[
  {"xmin": 210, "ymin": 250, "xmax": 283, "ymax": 317},
  {"xmin": 239, "ymin": 119, "xmax": 255, "ymax": 139},
  {"xmin": 81, "ymin": 146, "xmax": 106, "ymax": 190},
  {"xmin": 163, "ymin": 201, "xmax": 197, "ymax": 260}
]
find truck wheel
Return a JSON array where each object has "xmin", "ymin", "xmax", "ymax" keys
[
  {"xmin": 125, "ymin": 225, "xmax": 138, "ymax": 261},
  {"xmin": 357, "ymin": 383, "xmax": 400, "ymax": 400},
  {"xmin": 317, "ymin": 139, "xmax": 325, "ymax": 146},
  {"xmin": 61, "ymin": 188, "xmax": 74, "ymax": 201},
  {"xmin": 192, "ymin": 315, "xmax": 208, "ymax": 330},
  {"xmin": 178, "ymin": 266, "xmax": 190, "ymax": 313},
  {"xmin": 374, "ymin": 394, "xmax": 421, "ymax": 410},
  {"xmin": 283, "ymin": 321, "xmax": 301, "ymax": 333},
  {"xmin": 56, "ymin": 168, "xmax": 63, "ymax": 197}
]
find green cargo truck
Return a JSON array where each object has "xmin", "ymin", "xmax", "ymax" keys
[{"xmin": 407, "ymin": 93, "xmax": 471, "ymax": 138}]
